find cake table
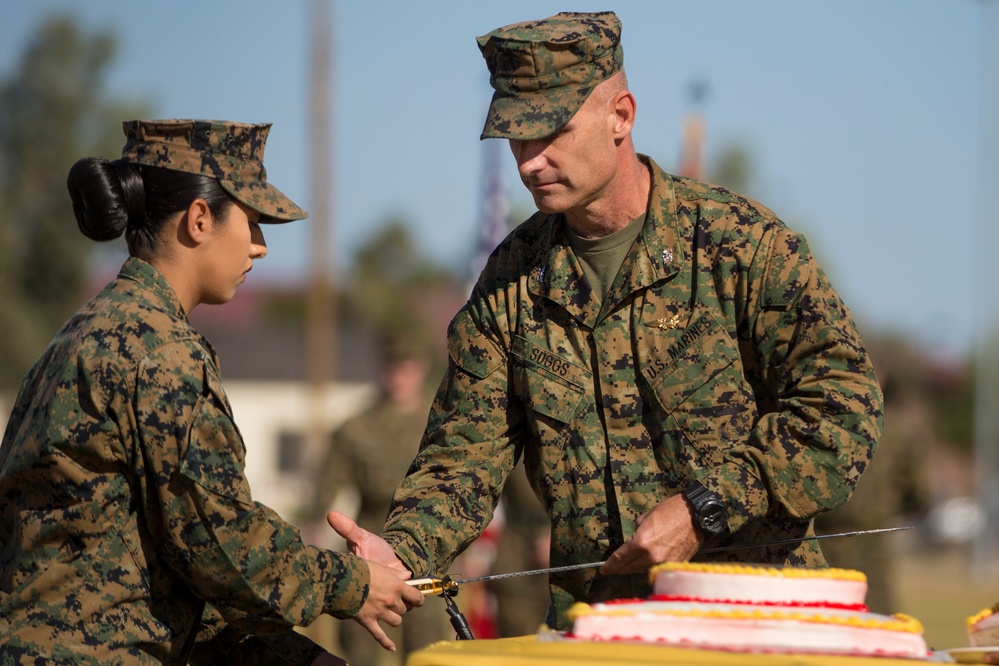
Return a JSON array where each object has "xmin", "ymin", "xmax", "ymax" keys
[{"xmin": 405, "ymin": 635, "xmax": 970, "ymax": 666}]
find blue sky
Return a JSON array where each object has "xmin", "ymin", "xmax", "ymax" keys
[{"xmin": 1, "ymin": 1, "xmax": 994, "ymax": 359}]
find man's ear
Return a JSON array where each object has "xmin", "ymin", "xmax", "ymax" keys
[
  {"xmin": 610, "ymin": 90, "xmax": 637, "ymax": 138},
  {"xmin": 182, "ymin": 198, "xmax": 213, "ymax": 246}
]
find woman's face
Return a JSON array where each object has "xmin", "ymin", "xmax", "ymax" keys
[{"xmin": 200, "ymin": 201, "xmax": 267, "ymax": 305}]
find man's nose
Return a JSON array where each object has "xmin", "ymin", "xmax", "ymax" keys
[{"xmin": 510, "ymin": 138, "xmax": 549, "ymax": 174}]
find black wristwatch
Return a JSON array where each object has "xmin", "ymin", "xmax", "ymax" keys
[{"xmin": 682, "ymin": 481, "xmax": 728, "ymax": 536}]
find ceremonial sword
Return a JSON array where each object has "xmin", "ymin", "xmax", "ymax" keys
[
  {"xmin": 406, "ymin": 525, "xmax": 913, "ymax": 639},
  {"xmin": 409, "ymin": 525, "xmax": 912, "ymax": 594}
]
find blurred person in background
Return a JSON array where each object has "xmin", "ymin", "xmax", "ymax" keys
[
  {"xmin": 0, "ymin": 119, "xmax": 421, "ymax": 665},
  {"xmin": 489, "ymin": 465, "xmax": 552, "ymax": 637},
  {"xmin": 313, "ymin": 332, "xmax": 452, "ymax": 664},
  {"xmin": 816, "ymin": 371, "xmax": 931, "ymax": 614}
]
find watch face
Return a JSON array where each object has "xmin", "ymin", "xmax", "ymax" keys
[
  {"xmin": 684, "ymin": 483, "xmax": 727, "ymax": 535},
  {"xmin": 700, "ymin": 504, "xmax": 726, "ymax": 533}
]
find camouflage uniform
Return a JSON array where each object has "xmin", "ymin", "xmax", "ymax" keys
[
  {"xmin": 0, "ymin": 258, "xmax": 369, "ymax": 664},
  {"xmin": 382, "ymin": 155, "xmax": 884, "ymax": 628},
  {"xmin": 0, "ymin": 120, "xmax": 365, "ymax": 664}
]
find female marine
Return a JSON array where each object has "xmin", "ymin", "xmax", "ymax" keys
[{"xmin": 0, "ymin": 119, "xmax": 421, "ymax": 665}]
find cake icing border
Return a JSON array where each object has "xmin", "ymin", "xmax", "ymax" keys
[{"xmin": 648, "ymin": 561, "xmax": 867, "ymax": 584}]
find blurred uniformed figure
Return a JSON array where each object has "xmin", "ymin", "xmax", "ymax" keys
[
  {"xmin": 490, "ymin": 464, "xmax": 552, "ymax": 637},
  {"xmin": 314, "ymin": 334, "xmax": 452, "ymax": 664},
  {"xmin": 816, "ymin": 374, "xmax": 930, "ymax": 614}
]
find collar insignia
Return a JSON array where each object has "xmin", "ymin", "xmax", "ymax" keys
[{"xmin": 654, "ymin": 314, "xmax": 681, "ymax": 331}]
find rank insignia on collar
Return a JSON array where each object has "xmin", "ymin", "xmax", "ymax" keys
[{"xmin": 654, "ymin": 314, "xmax": 681, "ymax": 331}]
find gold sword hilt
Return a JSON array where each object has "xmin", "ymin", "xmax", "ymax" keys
[
  {"xmin": 406, "ymin": 575, "xmax": 460, "ymax": 598},
  {"xmin": 407, "ymin": 576, "xmax": 474, "ymax": 640}
]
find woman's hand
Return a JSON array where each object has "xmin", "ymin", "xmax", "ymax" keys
[{"xmin": 354, "ymin": 560, "xmax": 425, "ymax": 651}]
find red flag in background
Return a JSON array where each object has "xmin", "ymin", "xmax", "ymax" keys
[
  {"xmin": 677, "ymin": 78, "xmax": 710, "ymax": 180},
  {"xmin": 678, "ymin": 114, "xmax": 706, "ymax": 180}
]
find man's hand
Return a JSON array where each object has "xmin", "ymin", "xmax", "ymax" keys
[
  {"xmin": 327, "ymin": 510, "xmax": 409, "ymax": 575},
  {"xmin": 600, "ymin": 493, "xmax": 703, "ymax": 575},
  {"xmin": 354, "ymin": 560, "xmax": 425, "ymax": 651}
]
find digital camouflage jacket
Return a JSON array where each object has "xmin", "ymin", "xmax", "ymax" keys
[
  {"xmin": 0, "ymin": 258, "xmax": 368, "ymax": 665},
  {"xmin": 382, "ymin": 156, "xmax": 883, "ymax": 628}
]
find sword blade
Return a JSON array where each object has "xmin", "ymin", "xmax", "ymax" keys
[
  {"xmin": 456, "ymin": 559, "xmax": 606, "ymax": 584},
  {"xmin": 453, "ymin": 526, "xmax": 913, "ymax": 585},
  {"xmin": 698, "ymin": 526, "xmax": 912, "ymax": 554}
]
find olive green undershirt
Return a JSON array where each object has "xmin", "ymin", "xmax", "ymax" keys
[{"xmin": 565, "ymin": 212, "xmax": 646, "ymax": 302}]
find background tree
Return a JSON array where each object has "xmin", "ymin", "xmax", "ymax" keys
[
  {"xmin": 709, "ymin": 143, "xmax": 754, "ymax": 194},
  {"xmin": 0, "ymin": 15, "xmax": 148, "ymax": 390},
  {"xmin": 343, "ymin": 215, "xmax": 462, "ymax": 357}
]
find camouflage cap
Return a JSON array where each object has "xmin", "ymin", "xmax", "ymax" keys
[
  {"xmin": 476, "ymin": 11, "xmax": 623, "ymax": 141},
  {"xmin": 380, "ymin": 331, "xmax": 431, "ymax": 366},
  {"xmin": 119, "ymin": 119, "xmax": 308, "ymax": 223}
]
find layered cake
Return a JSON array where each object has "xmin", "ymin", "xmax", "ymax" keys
[
  {"xmin": 566, "ymin": 562, "xmax": 930, "ymax": 658},
  {"xmin": 967, "ymin": 604, "xmax": 999, "ymax": 647}
]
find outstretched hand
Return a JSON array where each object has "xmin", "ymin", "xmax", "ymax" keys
[
  {"xmin": 327, "ymin": 511, "xmax": 423, "ymax": 651},
  {"xmin": 327, "ymin": 510, "xmax": 409, "ymax": 575},
  {"xmin": 600, "ymin": 493, "xmax": 703, "ymax": 575}
]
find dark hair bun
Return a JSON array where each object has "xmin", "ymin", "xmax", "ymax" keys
[{"xmin": 66, "ymin": 157, "xmax": 145, "ymax": 241}]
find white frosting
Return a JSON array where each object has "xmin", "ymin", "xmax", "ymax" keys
[
  {"xmin": 653, "ymin": 568, "xmax": 866, "ymax": 606},
  {"xmin": 570, "ymin": 601, "xmax": 928, "ymax": 658},
  {"xmin": 567, "ymin": 566, "xmax": 928, "ymax": 658}
]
